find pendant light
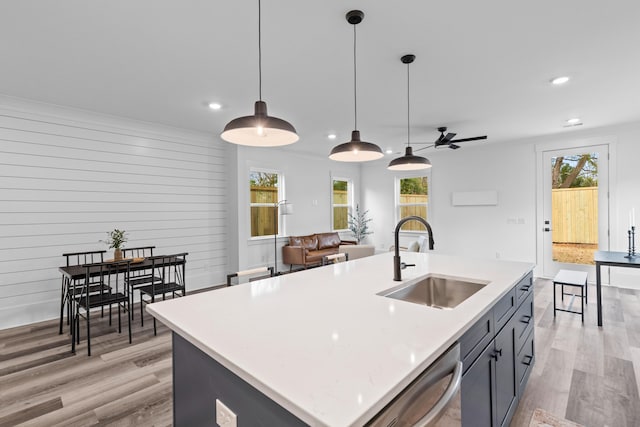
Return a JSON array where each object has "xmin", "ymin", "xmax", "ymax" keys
[
  {"xmin": 329, "ymin": 10, "xmax": 383, "ymax": 162},
  {"xmin": 388, "ymin": 54, "xmax": 432, "ymax": 171},
  {"xmin": 221, "ymin": 0, "xmax": 298, "ymax": 147}
]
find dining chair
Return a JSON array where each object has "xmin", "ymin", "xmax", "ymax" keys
[
  {"xmin": 59, "ymin": 250, "xmax": 107, "ymax": 334},
  {"xmin": 72, "ymin": 259, "xmax": 132, "ymax": 356},
  {"xmin": 139, "ymin": 253, "xmax": 188, "ymax": 335},
  {"xmin": 122, "ymin": 246, "xmax": 160, "ymax": 321}
]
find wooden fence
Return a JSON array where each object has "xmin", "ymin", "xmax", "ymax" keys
[
  {"xmin": 251, "ymin": 187, "xmax": 277, "ymax": 237},
  {"xmin": 552, "ymin": 187, "xmax": 598, "ymax": 244},
  {"xmin": 250, "ymin": 188, "xmax": 430, "ymax": 234}
]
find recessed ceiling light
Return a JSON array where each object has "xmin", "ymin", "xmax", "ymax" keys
[
  {"xmin": 550, "ymin": 76, "xmax": 570, "ymax": 85},
  {"xmin": 385, "ymin": 149, "xmax": 393, "ymax": 154},
  {"xmin": 327, "ymin": 134, "xmax": 337, "ymax": 140},
  {"xmin": 208, "ymin": 102, "xmax": 222, "ymax": 110},
  {"xmin": 566, "ymin": 117, "xmax": 581, "ymax": 125}
]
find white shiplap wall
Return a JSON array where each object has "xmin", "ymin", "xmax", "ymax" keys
[{"xmin": 0, "ymin": 97, "xmax": 227, "ymax": 329}]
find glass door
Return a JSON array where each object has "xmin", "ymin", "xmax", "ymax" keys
[{"xmin": 542, "ymin": 145, "xmax": 609, "ymax": 279}]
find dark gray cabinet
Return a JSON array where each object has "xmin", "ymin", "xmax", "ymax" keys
[{"xmin": 460, "ymin": 271, "xmax": 534, "ymax": 427}]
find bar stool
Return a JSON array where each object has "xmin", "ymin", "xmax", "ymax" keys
[
  {"xmin": 227, "ymin": 266, "xmax": 275, "ymax": 286},
  {"xmin": 322, "ymin": 253, "xmax": 349, "ymax": 265},
  {"xmin": 553, "ymin": 269, "xmax": 588, "ymax": 323}
]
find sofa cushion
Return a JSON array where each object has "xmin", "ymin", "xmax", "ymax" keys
[
  {"xmin": 317, "ymin": 232, "xmax": 341, "ymax": 250},
  {"xmin": 290, "ymin": 235, "xmax": 318, "ymax": 251}
]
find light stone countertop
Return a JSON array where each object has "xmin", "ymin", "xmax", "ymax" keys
[{"xmin": 147, "ymin": 251, "xmax": 534, "ymax": 426}]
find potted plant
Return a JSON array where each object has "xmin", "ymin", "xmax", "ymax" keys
[
  {"xmin": 348, "ymin": 204, "xmax": 373, "ymax": 244},
  {"xmin": 102, "ymin": 229, "xmax": 128, "ymax": 260}
]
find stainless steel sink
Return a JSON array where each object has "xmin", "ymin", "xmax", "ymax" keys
[{"xmin": 379, "ymin": 275, "xmax": 489, "ymax": 309}]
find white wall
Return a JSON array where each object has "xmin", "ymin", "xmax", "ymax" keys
[
  {"xmin": 0, "ymin": 96, "xmax": 228, "ymax": 329},
  {"xmin": 232, "ymin": 146, "xmax": 361, "ymax": 272},
  {"xmin": 362, "ymin": 122, "xmax": 640, "ymax": 287},
  {"xmin": 362, "ymin": 143, "xmax": 536, "ymax": 262}
]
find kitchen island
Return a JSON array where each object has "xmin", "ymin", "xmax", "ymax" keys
[{"xmin": 148, "ymin": 251, "xmax": 534, "ymax": 426}]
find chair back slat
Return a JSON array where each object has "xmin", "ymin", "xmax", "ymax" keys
[
  {"xmin": 122, "ymin": 246, "xmax": 156, "ymax": 259},
  {"xmin": 63, "ymin": 250, "xmax": 106, "ymax": 267}
]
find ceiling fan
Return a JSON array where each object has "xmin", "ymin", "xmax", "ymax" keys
[{"xmin": 413, "ymin": 127, "xmax": 487, "ymax": 152}]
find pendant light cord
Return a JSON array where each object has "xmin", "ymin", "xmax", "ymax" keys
[
  {"xmin": 258, "ymin": 0, "xmax": 262, "ymax": 101},
  {"xmin": 353, "ymin": 24, "xmax": 357, "ymax": 130},
  {"xmin": 407, "ymin": 62, "xmax": 410, "ymax": 147}
]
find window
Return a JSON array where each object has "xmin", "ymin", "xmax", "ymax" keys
[
  {"xmin": 249, "ymin": 170, "xmax": 284, "ymax": 237},
  {"xmin": 396, "ymin": 175, "xmax": 429, "ymax": 231},
  {"xmin": 332, "ymin": 178, "xmax": 353, "ymax": 231}
]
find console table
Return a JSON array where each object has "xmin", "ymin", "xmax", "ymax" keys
[{"xmin": 594, "ymin": 250, "xmax": 640, "ymax": 326}]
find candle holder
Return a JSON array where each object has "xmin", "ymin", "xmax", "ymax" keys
[{"xmin": 625, "ymin": 226, "xmax": 636, "ymax": 258}]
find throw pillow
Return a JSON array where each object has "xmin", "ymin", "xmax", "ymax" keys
[{"xmin": 407, "ymin": 240, "xmax": 420, "ymax": 252}]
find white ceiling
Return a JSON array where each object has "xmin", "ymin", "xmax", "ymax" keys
[{"xmin": 2, "ymin": 1, "xmax": 639, "ymax": 158}]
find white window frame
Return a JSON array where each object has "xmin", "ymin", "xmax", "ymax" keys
[
  {"xmin": 395, "ymin": 172, "xmax": 430, "ymax": 233},
  {"xmin": 249, "ymin": 168, "xmax": 286, "ymax": 239},
  {"xmin": 331, "ymin": 177, "xmax": 354, "ymax": 231}
]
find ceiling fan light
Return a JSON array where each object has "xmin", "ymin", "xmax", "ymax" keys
[
  {"xmin": 221, "ymin": 101, "xmax": 299, "ymax": 147},
  {"xmin": 329, "ymin": 130, "xmax": 384, "ymax": 162},
  {"xmin": 388, "ymin": 146, "xmax": 432, "ymax": 170}
]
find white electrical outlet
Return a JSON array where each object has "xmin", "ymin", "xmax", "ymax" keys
[{"xmin": 216, "ymin": 399, "xmax": 237, "ymax": 427}]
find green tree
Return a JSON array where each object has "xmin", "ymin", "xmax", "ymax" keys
[
  {"xmin": 552, "ymin": 154, "xmax": 598, "ymax": 188},
  {"xmin": 250, "ymin": 172, "xmax": 278, "ymax": 188},
  {"xmin": 400, "ymin": 177, "xmax": 428, "ymax": 195}
]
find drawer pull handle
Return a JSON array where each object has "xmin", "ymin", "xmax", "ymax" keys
[
  {"xmin": 520, "ymin": 315, "xmax": 532, "ymax": 324},
  {"xmin": 523, "ymin": 355, "xmax": 533, "ymax": 366},
  {"xmin": 491, "ymin": 348, "xmax": 503, "ymax": 360},
  {"xmin": 520, "ymin": 285, "xmax": 531, "ymax": 292}
]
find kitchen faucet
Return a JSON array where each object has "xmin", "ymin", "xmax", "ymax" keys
[{"xmin": 394, "ymin": 216, "xmax": 434, "ymax": 281}]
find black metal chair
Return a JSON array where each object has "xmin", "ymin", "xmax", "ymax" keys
[
  {"xmin": 122, "ymin": 246, "xmax": 160, "ymax": 322},
  {"xmin": 139, "ymin": 253, "xmax": 188, "ymax": 335},
  {"xmin": 59, "ymin": 250, "xmax": 107, "ymax": 334},
  {"xmin": 72, "ymin": 260, "xmax": 132, "ymax": 356}
]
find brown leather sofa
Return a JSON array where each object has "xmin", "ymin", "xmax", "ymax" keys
[{"xmin": 282, "ymin": 232, "xmax": 356, "ymax": 270}]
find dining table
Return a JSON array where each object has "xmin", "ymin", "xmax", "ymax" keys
[
  {"xmin": 594, "ymin": 250, "xmax": 640, "ymax": 326},
  {"xmin": 58, "ymin": 255, "xmax": 187, "ymax": 352}
]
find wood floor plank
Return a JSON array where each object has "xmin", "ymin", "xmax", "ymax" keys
[
  {"xmin": 19, "ymin": 375, "xmax": 161, "ymax": 427},
  {"xmin": 0, "ymin": 396, "xmax": 63, "ymax": 427}
]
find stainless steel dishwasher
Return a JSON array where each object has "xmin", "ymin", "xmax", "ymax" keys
[{"xmin": 367, "ymin": 343, "xmax": 462, "ymax": 427}]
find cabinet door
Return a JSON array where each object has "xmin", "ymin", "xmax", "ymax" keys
[
  {"xmin": 494, "ymin": 317, "xmax": 518, "ymax": 427},
  {"xmin": 461, "ymin": 342, "xmax": 496, "ymax": 427}
]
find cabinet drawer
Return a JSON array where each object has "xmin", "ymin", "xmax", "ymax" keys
[
  {"xmin": 515, "ymin": 272, "xmax": 534, "ymax": 307},
  {"xmin": 516, "ymin": 328, "xmax": 535, "ymax": 398},
  {"xmin": 460, "ymin": 310, "xmax": 494, "ymax": 374},
  {"xmin": 514, "ymin": 292, "xmax": 534, "ymax": 354},
  {"xmin": 494, "ymin": 287, "xmax": 516, "ymax": 333}
]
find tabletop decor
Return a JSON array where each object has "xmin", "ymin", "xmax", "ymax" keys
[
  {"xmin": 101, "ymin": 229, "xmax": 128, "ymax": 260},
  {"xmin": 626, "ymin": 208, "xmax": 636, "ymax": 258}
]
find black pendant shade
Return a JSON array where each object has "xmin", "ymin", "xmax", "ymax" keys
[
  {"xmin": 220, "ymin": 0, "xmax": 298, "ymax": 147},
  {"xmin": 329, "ymin": 130, "xmax": 384, "ymax": 162},
  {"xmin": 387, "ymin": 146, "xmax": 432, "ymax": 170},
  {"xmin": 329, "ymin": 10, "xmax": 383, "ymax": 163},
  {"xmin": 221, "ymin": 101, "xmax": 298, "ymax": 147},
  {"xmin": 388, "ymin": 54, "xmax": 431, "ymax": 171}
]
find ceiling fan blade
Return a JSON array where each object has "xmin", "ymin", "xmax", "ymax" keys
[
  {"xmin": 450, "ymin": 135, "xmax": 487, "ymax": 143},
  {"xmin": 441, "ymin": 132, "xmax": 457, "ymax": 143},
  {"xmin": 449, "ymin": 143, "xmax": 461, "ymax": 150}
]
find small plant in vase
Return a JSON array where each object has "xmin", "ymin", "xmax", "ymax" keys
[
  {"xmin": 101, "ymin": 229, "xmax": 128, "ymax": 260},
  {"xmin": 348, "ymin": 204, "xmax": 373, "ymax": 244}
]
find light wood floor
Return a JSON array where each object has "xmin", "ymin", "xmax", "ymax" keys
[{"xmin": 1, "ymin": 279, "xmax": 639, "ymax": 426}]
